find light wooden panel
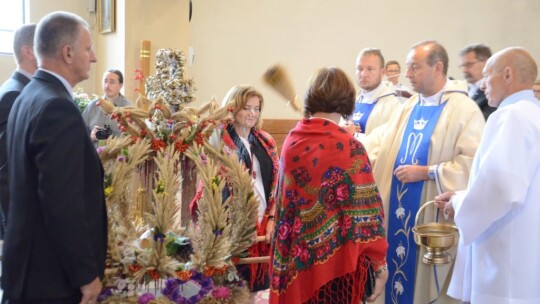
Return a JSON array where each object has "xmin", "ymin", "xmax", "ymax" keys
[{"xmin": 262, "ymin": 119, "xmax": 299, "ymax": 155}]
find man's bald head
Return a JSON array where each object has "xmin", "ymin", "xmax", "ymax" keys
[
  {"xmin": 482, "ymin": 47, "xmax": 538, "ymax": 107},
  {"xmin": 487, "ymin": 47, "xmax": 537, "ymax": 85}
]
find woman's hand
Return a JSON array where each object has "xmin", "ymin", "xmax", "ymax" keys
[
  {"xmin": 265, "ymin": 217, "xmax": 275, "ymax": 243},
  {"xmin": 366, "ymin": 266, "xmax": 388, "ymax": 303}
]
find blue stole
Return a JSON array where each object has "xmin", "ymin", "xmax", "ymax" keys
[
  {"xmin": 385, "ymin": 101, "xmax": 447, "ymax": 304},
  {"xmin": 351, "ymin": 99, "xmax": 376, "ymax": 133}
]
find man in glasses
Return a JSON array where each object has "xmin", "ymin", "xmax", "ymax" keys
[{"xmin": 459, "ymin": 44, "xmax": 497, "ymax": 120}]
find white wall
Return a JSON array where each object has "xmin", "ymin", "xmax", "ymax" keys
[
  {"xmin": 122, "ymin": 0, "xmax": 189, "ymax": 102},
  {"xmin": 0, "ymin": 0, "xmax": 97, "ymax": 92},
  {"xmin": 2, "ymin": 0, "xmax": 539, "ymax": 117},
  {"xmin": 0, "ymin": 0, "xmax": 189, "ymax": 101},
  {"xmin": 188, "ymin": 0, "xmax": 540, "ymax": 119}
]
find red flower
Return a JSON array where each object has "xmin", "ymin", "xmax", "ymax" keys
[
  {"xmin": 128, "ymin": 264, "xmax": 141, "ymax": 273},
  {"xmin": 342, "ymin": 215, "xmax": 352, "ymax": 230},
  {"xmin": 175, "ymin": 139, "xmax": 189, "ymax": 153},
  {"xmin": 335, "ymin": 183, "xmax": 350, "ymax": 202},
  {"xmin": 361, "ymin": 227, "xmax": 372, "ymax": 237},
  {"xmin": 151, "ymin": 139, "xmax": 166, "ymax": 151},
  {"xmin": 299, "ymin": 248, "xmax": 310, "ymax": 263},
  {"xmin": 194, "ymin": 133, "xmax": 204, "ymax": 145},
  {"xmin": 148, "ymin": 269, "xmax": 160, "ymax": 280},
  {"xmin": 291, "ymin": 244, "xmax": 301, "ymax": 258},
  {"xmin": 177, "ymin": 270, "xmax": 192, "ymax": 281},
  {"xmin": 323, "ymin": 189, "xmax": 337, "ymax": 208},
  {"xmin": 278, "ymin": 242, "xmax": 290, "ymax": 257},
  {"xmin": 271, "ymin": 275, "xmax": 281, "ymax": 289},
  {"xmin": 278, "ymin": 223, "xmax": 291, "ymax": 240},
  {"xmin": 292, "ymin": 217, "xmax": 302, "ymax": 234}
]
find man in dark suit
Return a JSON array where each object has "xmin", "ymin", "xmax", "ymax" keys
[
  {"xmin": 459, "ymin": 44, "xmax": 497, "ymax": 120},
  {"xmin": 2, "ymin": 12, "xmax": 107, "ymax": 304},
  {"xmin": 0, "ymin": 23, "xmax": 37, "ymax": 240}
]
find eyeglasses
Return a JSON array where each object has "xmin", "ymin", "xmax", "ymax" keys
[{"xmin": 459, "ymin": 60, "xmax": 484, "ymax": 69}]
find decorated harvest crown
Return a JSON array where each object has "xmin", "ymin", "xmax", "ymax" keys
[{"xmin": 95, "ymin": 49, "xmax": 260, "ymax": 303}]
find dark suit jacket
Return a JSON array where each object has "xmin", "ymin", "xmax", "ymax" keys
[
  {"xmin": 0, "ymin": 71, "xmax": 30, "ymax": 239},
  {"xmin": 1, "ymin": 70, "xmax": 108, "ymax": 301},
  {"xmin": 472, "ymin": 89, "xmax": 496, "ymax": 120}
]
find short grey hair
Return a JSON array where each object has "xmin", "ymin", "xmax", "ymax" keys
[
  {"xmin": 35, "ymin": 11, "xmax": 89, "ymax": 60},
  {"xmin": 13, "ymin": 24, "xmax": 36, "ymax": 63}
]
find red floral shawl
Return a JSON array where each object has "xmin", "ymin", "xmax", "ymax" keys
[{"xmin": 270, "ymin": 118, "xmax": 388, "ymax": 304}]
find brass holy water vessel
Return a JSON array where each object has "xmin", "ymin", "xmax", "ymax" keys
[{"xmin": 412, "ymin": 200, "xmax": 459, "ymax": 265}]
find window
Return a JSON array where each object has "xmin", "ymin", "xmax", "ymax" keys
[{"xmin": 0, "ymin": 0, "xmax": 28, "ymax": 54}]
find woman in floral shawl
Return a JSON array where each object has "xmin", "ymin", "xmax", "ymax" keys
[
  {"xmin": 269, "ymin": 68, "xmax": 388, "ymax": 304},
  {"xmin": 191, "ymin": 85, "xmax": 279, "ymax": 293}
]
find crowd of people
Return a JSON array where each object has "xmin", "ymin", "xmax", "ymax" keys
[{"xmin": 0, "ymin": 9, "xmax": 539, "ymax": 304}]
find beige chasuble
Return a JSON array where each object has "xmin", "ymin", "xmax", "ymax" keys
[{"xmin": 363, "ymin": 80, "xmax": 485, "ymax": 304}]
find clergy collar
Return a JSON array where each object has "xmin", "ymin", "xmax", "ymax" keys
[
  {"xmin": 359, "ymin": 81, "xmax": 385, "ymax": 104},
  {"xmin": 419, "ymin": 88, "xmax": 445, "ymax": 106}
]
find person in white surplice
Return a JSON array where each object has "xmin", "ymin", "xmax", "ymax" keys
[{"xmin": 435, "ymin": 47, "xmax": 540, "ymax": 304}]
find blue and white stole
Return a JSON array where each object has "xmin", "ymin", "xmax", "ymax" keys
[
  {"xmin": 351, "ymin": 96, "xmax": 376, "ymax": 133},
  {"xmin": 385, "ymin": 100, "xmax": 447, "ymax": 304}
]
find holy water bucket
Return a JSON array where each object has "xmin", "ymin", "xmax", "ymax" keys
[{"xmin": 412, "ymin": 200, "xmax": 459, "ymax": 265}]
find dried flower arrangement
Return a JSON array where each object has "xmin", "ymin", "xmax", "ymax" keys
[
  {"xmin": 73, "ymin": 86, "xmax": 97, "ymax": 112},
  {"xmin": 95, "ymin": 49, "xmax": 260, "ymax": 303}
]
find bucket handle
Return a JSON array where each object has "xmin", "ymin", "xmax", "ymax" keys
[{"xmin": 414, "ymin": 200, "xmax": 436, "ymax": 227}]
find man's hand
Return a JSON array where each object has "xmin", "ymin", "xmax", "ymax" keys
[
  {"xmin": 341, "ymin": 120, "xmax": 362, "ymax": 135},
  {"xmin": 394, "ymin": 165, "xmax": 428, "ymax": 184},
  {"xmin": 79, "ymin": 277, "xmax": 102, "ymax": 304},
  {"xmin": 434, "ymin": 192, "xmax": 456, "ymax": 219},
  {"xmin": 90, "ymin": 125, "xmax": 100, "ymax": 141}
]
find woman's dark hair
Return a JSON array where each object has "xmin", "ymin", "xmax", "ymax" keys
[{"xmin": 303, "ymin": 67, "xmax": 355, "ymax": 119}]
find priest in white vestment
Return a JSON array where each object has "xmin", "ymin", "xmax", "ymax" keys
[
  {"xmin": 363, "ymin": 41, "xmax": 485, "ymax": 304},
  {"xmin": 436, "ymin": 47, "xmax": 540, "ymax": 304},
  {"xmin": 350, "ymin": 48, "xmax": 401, "ymax": 137}
]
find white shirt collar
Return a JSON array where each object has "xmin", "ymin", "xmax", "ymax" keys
[
  {"xmin": 39, "ymin": 68, "xmax": 74, "ymax": 99},
  {"xmin": 359, "ymin": 82, "xmax": 385, "ymax": 104},
  {"xmin": 16, "ymin": 68, "xmax": 33, "ymax": 80},
  {"xmin": 420, "ymin": 89, "xmax": 445, "ymax": 106},
  {"xmin": 468, "ymin": 79, "xmax": 483, "ymax": 97}
]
